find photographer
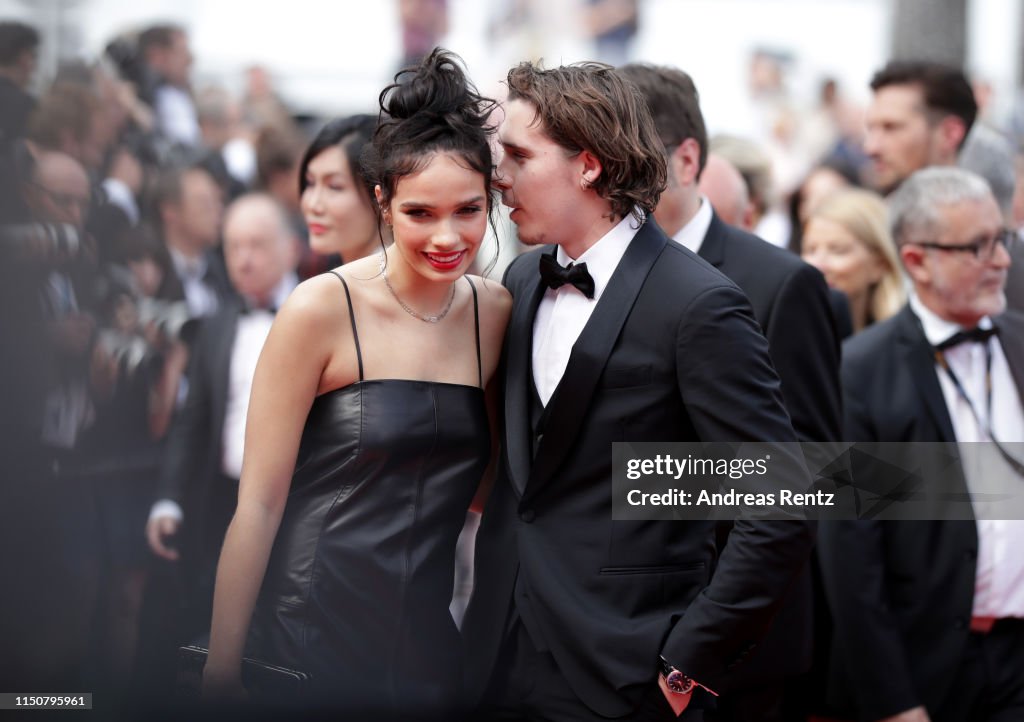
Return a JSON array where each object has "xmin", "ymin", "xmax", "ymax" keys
[
  {"xmin": 77, "ymin": 224, "xmax": 195, "ymax": 706},
  {"xmin": 0, "ymin": 150, "xmax": 105, "ymax": 692}
]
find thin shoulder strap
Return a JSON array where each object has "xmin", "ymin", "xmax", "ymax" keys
[
  {"xmin": 329, "ymin": 271, "xmax": 364, "ymax": 382},
  {"xmin": 466, "ymin": 277, "xmax": 482, "ymax": 388}
]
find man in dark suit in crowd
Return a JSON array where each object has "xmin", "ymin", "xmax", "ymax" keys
[
  {"xmin": 619, "ymin": 62, "xmax": 841, "ymax": 449},
  {"xmin": 698, "ymin": 150, "xmax": 855, "ymax": 341},
  {"xmin": 463, "ymin": 60, "xmax": 815, "ymax": 721},
  {"xmin": 622, "ymin": 62, "xmax": 841, "ymax": 722},
  {"xmin": 864, "ymin": 60, "xmax": 976, "ymax": 196},
  {"xmin": 820, "ymin": 167, "xmax": 1024, "ymax": 722},
  {"xmin": 152, "ymin": 164, "xmax": 232, "ymax": 317},
  {"xmin": 145, "ymin": 193, "xmax": 297, "ymax": 640}
]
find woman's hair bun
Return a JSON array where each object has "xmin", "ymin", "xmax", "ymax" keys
[
  {"xmin": 379, "ymin": 48, "xmax": 491, "ymax": 130},
  {"xmin": 366, "ymin": 48, "xmax": 497, "ymax": 211}
]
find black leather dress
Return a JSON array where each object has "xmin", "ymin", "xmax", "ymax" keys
[{"xmin": 247, "ymin": 272, "xmax": 489, "ymax": 716}]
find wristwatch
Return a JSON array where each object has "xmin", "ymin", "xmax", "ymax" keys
[{"xmin": 658, "ymin": 656, "xmax": 695, "ymax": 695}]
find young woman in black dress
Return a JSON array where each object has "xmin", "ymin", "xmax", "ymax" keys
[{"xmin": 202, "ymin": 49, "xmax": 510, "ymax": 716}]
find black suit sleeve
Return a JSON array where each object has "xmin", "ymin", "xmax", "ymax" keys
[
  {"xmin": 764, "ymin": 262, "xmax": 842, "ymax": 443},
  {"xmin": 660, "ymin": 282, "xmax": 815, "ymax": 691},
  {"xmin": 155, "ymin": 322, "xmax": 213, "ymax": 508},
  {"xmin": 816, "ymin": 360, "xmax": 920, "ymax": 719}
]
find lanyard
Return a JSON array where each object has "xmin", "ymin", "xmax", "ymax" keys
[{"xmin": 935, "ymin": 343, "xmax": 1024, "ymax": 477}]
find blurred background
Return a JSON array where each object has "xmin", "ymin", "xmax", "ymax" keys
[{"xmin": 1, "ymin": 0, "xmax": 1022, "ymax": 131}]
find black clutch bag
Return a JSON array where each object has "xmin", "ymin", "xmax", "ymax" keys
[{"xmin": 176, "ymin": 644, "xmax": 310, "ymax": 701}]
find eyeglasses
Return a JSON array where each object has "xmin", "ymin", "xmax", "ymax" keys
[{"xmin": 911, "ymin": 228, "xmax": 1019, "ymax": 262}]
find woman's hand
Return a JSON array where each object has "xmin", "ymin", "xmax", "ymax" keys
[{"xmin": 201, "ymin": 664, "xmax": 248, "ymax": 704}]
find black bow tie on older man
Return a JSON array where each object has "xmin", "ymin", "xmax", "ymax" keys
[
  {"xmin": 934, "ymin": 325, "xmax": 999, "ymax": 352},
  {"xmin": 539, "ymin": 254, "xmax": 596, "ymax": 299}
]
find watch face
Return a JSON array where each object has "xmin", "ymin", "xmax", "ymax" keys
[{"xmin": 666, "ymin": 670, "xmax": 695, "ymax": 695}]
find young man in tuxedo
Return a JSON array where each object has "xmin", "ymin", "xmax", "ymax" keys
[
  {"xmin": 462, "ymin": 61, "xmax": 815, "ymax": 721},
  {"xmin": 819, "ymin": 167, "xmax": 1024, "ymax": 722}
]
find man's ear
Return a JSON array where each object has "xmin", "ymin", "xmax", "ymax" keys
[
  {"xmin": 671, "ymin": 138, "xmax": 702, "ymax": 187},
  {"xmin": 900, "ymin": 243, "xmax": 928, "ymax": 285},
  {"xmin": 579, "ymin": 150, "xmax": 603, "ymax": 188},
  {"xmin": 937, "ymin": 116, "xmax": 968, "ymax": 158}
]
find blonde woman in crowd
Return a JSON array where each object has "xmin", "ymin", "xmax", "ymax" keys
[{"xmin": 802, "ymin": 188, "xmax": 904, "ymax": 333}]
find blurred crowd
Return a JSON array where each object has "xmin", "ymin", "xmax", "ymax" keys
[{"xmin": 0, "ymin": 18, "xmax": 341, "ymax": 717}]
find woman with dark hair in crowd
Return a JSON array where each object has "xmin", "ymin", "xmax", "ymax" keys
[
  {"xmin": 299, "ymin": 114, "xmax": 385, "ymax": 264},
  {"xmin": 202, "ymin": 49, "xmax": 510, "ymax": 716}
]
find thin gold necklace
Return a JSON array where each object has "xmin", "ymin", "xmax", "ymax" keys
[{"xmin": 379, "ymin": 254, "xmax": 456, "ymax": 323}]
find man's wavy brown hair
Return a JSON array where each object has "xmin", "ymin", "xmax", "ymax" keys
[{"xmin": 506, "ymin": 60, "xmax": 667, "ymax": 224}]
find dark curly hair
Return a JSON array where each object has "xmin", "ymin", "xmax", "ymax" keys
[
  {"xmin": 366, "ymin": 48, "xmax": 498, "ymax": 213},
  {"xmin": 506, "ymin": 60, "xmax": 667, "ymax": 223}
]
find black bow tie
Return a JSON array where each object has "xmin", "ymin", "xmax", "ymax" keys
[
  {"xmin": 935, "ymin": 325, "xmax": 999, "ymax": 351},
  {"xmin": 539, "ymin": 254, "xmax": 595, "ymax": 299}
]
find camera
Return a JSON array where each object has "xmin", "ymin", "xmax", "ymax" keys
[
  {"xmin": 135, "ymin": 298, "xmax": 198, "ymax": 345},
  {"xmin": 1, "ymin": 222, "xmax": 84, "ymax": 263}
]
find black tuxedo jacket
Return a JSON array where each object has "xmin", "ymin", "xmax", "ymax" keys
[
  {"xmin": 698, "ymin": 212, "xmax": 842, "ymax": 443},
  {"xmin": 819, "ymin": 306, "xmax": 1024, "ymax": 719},
  {"xmin": 156, "ymin": 297, "xmax": 245, "ymax": 568},
  {"xmin": 1007, "ymin": 240, "xmax": 1023, "ymax": 313},
  {"xmin": 463, "ymin": 219, "xmax": 815, "ymax": 717},
  {"xmin": 697, "ymin": 212, "xmax": 843, "ymax": 691}
]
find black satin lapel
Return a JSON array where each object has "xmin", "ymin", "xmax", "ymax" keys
[
  {"xmin": 697, "ymin": 211, "xmax": 727, "ymax": 268},
  {"xmin": 996, "ymin": 312, "xmax": 1024, "ymax": 408},
  {"xmin": 210, "ymin": 308, "xmax": 241, "ymax": 427},
  {"xmin": 504, "ymin": 266, "xmax": 548, "ymax": 496},
  {"xmin": 897, "ymin": 307, "xmax": 956, "ymax": 443},
  {"xmin": 527, "ymin": 222, "xmax": 667, "ymax": 494}
]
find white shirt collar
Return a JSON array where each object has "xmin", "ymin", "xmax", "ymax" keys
[
  {"xmin": 554, "ymin": 209, "xmax": 643, "ymax": 301},
  {"xmin": 671, "ymin": 196, "xmax": 714, "ymax": 254},
  {"xmin": 908, "ymin": 291, "xmax": 993, "ymax": 346},
  {"xmin": 168, "ymin": 246, "xmax": 208, "ymax": 280}
]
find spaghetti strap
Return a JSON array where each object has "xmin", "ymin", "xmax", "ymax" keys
[
  {"xmin": 466, "ymin": 277, "xmax": 483, "ymax": 388},
  {"xmin": 329, "ymin": 271, "xmax": 364, "ymax": 382}
]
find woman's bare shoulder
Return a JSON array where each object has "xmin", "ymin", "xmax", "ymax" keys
[
  {"xmin": 467, "ymin": 274, "xmax": 512, "ymax": 313},
  {"xmin": 278, "ymin": 272, "xmax": 350, "ymax": 326}
]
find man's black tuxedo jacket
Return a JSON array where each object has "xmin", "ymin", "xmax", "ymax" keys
[
  {"xmin": 156, "ymin": 298, "xmax": 246, "ymax": 571},
  {"xmin": 1007, "ymin": 240, "xmax": 1023, "ymax": 313},
  {"xmin": 698, "ymin": 212, "xmax": 842, "ymax": 444},
  {"xmin": 463, "ymin": 219, "xmax": 815, "ymax": 717},
  {"xmin": 819, "ymin": 306, "xmax": 1024, "ymax": 720},
  {"xmin": 697, "ymin": 213, "xmax": 843, "ymax": 694}
]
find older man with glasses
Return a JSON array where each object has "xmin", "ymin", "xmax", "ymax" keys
[{"xmin": 819, "ymin": 166, "xmax": 1023, "ymax": 722}]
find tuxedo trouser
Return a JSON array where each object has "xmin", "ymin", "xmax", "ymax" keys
[
  {"xmin": 478, "ymin": 617, "xmax": 702, "ymax": 722},
  {"xmin": 934, "ymin": 619, "xmax": 1024, "ymax": 722}
]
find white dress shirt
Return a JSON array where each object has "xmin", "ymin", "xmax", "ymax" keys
[
  {"xmin": 154, "ymin": 84, "xmax": 200, "ymax": 147},
  {"xmin": 670, "ymin": 196, "xmax": 714, "ymax": 254},
  {"xmin": 532, "ymin": 212, "xmax": 642, "ymax": 405},
  {"xmin": 168, "ymin": 247, "xmax": 219, "ymax": 318},
  {"xmin": 150, "ymin": 274, "xmax": 297, "ymax": 523},
  {"xmin": 220, "ymin": 274, "xmax": 297, "ymax": 479},
  {"xmin": 910, "ymin": 294, "xmax": 1024, "ymax": 619}
]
